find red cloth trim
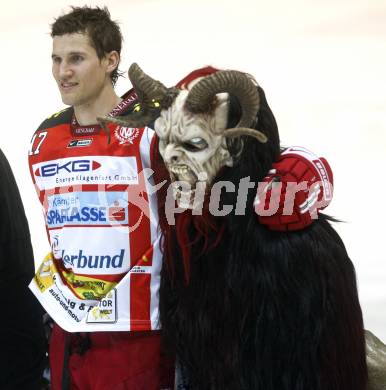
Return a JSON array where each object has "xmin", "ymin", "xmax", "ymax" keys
[{"xmin": 49, "ymin": 324, "xmax": 174, "ymax": 390}]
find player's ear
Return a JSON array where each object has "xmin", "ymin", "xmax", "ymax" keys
[{"xmin": 104, "ymin": 50, "xmax": 120, "ymax": 76}]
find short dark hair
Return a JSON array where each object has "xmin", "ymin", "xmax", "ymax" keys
[{"xmin": 51, "ymin": 6, "xmax": 123, "ymax": 85}]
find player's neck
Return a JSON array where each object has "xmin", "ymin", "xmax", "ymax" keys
[{"xmin": 74, "ymin": 84, "xmax": 122, "ymax": 126}]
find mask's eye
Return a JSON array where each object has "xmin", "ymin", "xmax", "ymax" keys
[{"xmin": 182, "ymin": 137, "xmax": 208, "ymax": 152}]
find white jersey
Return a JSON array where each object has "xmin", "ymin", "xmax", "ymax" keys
[{"xmin": 28, "ymin": 98, "xmax": 163, "ymax": 332}]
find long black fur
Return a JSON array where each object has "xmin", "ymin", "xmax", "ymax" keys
[{"xmin": 158, "ymin": 87, "xmax": 367, "ymax": 390}]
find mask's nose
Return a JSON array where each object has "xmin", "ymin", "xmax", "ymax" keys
[{"xmin": 163, "ymin": 144, "xmax": 182, "ymax": 165}]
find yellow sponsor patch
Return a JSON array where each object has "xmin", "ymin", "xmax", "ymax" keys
[
  {"xmin": 61, "ymin": 270, "xmax": 117, "ymax": 300},
  {"xmin": 34, "ymin": 252, "xmax": 116, "ymax": 300},
  {"xmin": 34, "ymin": 252, "xmax": 56, "ymax": 292}
]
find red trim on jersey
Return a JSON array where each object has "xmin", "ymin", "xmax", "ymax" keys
[
  {"xmin": 126, "ymin": 131, "xmax": 153, "ymax": 328},
  {"xmin": 130, "ymin": 273, "xmax": 151, "ymax": 330}
]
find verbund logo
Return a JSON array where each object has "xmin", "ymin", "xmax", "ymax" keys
[
  {"xmin": 35, "ymin": 160, "xmax": 101, "ymax": 177},
  {"xmin": 62, "ymin": 249, "xmax": 125, "ymax": 269}
]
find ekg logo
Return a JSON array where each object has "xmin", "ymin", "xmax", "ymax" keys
[{"xmin": 35, "ymin": 160, "xmax": 101, "ymax": 177}]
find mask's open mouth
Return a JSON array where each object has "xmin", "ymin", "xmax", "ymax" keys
[
  {"xmin": 169, "ymin": 164, "xmax": 197, "ymax": 184},
  {"xmin": 168, "ymin": 164, "xmax": 202, "ymax": 208}
]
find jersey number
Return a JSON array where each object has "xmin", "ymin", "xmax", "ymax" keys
[{"xmin": 29, "ymin": 131, "xmax": 48, "ymax": 155}]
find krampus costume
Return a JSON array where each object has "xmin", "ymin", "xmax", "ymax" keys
[{"xmin": 100, "ymin": 64, "xmax": 386, "ymax": 390}]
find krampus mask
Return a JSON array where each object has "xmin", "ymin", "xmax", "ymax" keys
[{"xmin": 99, "ymin": 63, "xmax": 268, "ymax": 209}]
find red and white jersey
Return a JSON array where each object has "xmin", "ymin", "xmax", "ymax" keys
[{"xmin": 28, "ymin": 95, "xmax": 163, "ymax": 332}]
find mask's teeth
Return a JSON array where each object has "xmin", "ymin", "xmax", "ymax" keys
[
  {"xmin": 169, "ymin": 165, "xmax": 189, "ymax": 173},
  {"xmin": 169, "ymin": 164, "xmax": 190, "ymax": 176}
]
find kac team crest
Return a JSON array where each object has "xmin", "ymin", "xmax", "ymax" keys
[{"xmin": 114, "ymin": 126, "xmax": 140, "ymax": 145}]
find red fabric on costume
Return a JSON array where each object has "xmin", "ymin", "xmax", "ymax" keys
[
  {"xmin": 174, "ymin": 209, "xmax": 226, "ymax": 283},
  {"xmin": 255, "ymin": 147, "xmax": 334, "ymax": 231},
  {"xmin": 176, "ymin": 66, "xmax": 219, "ymax": 89},
  {"xmin": 49, "ymin": 324, "xmax": 174, "ymax": 390}
]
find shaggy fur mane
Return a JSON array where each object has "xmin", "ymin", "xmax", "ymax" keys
[{"xmin": 154, "ymin": 85, "xmax": 367, "ymax": 390}]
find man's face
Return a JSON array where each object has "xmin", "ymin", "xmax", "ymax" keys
[{"xmin": 52, "ymin": 33, "xmax": 110, "ymax": 107}]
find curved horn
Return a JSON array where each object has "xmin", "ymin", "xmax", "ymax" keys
[
  {"xmin": 225, "ymin": 127, "xmax": 267, "ymax": 143},
  {"xmin": 128, "ymin": 63, "xmax": 178, "ymax": 108},
  {"xmin": 185, "ymin": 70, "xmax": 260, "ymax": 128},
  {"xmin": 128, "ymin": 63, "xmax": 166, "ymax": 105},
  {"xmin": 97, "ymin": 64, "xmax": 179, "ymax": 135}
]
